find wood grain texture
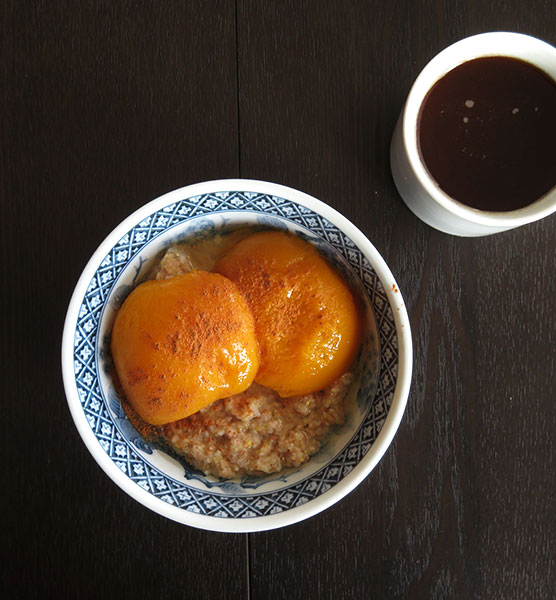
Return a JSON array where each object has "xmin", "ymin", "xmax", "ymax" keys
[
  {"xmin": 2, "ymin": 2, "xmax": 245, "ymax": 598},
  {"xmin": 237, "ymin": 1, "xmax": 556, "ymax": 599},
  {"xmin": 3, "ymin": 0, "xmax": 556, "ymax": 599}
]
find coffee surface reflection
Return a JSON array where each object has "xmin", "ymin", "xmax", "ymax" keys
[{"xmin": 418, "ymin": 56, "xmax": 556, "ymax": 212}]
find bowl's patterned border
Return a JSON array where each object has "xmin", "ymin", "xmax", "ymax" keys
[{"xmin": 72, "ymin": 192, "xmax": 398, "ymax": 519}]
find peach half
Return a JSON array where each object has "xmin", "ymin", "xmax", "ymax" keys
[
  {"xmin": 111, "ymin": 271, "xmax": 259, "ymax": 425},
  {"xmin": 213, "ymin": 231, "xmax": 362, "ymax": 397}
]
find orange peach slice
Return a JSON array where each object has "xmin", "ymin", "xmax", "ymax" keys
[
  {"xmin": 213, "ymin": 231, "xmax": 362, "ymax": 397},
  {"xmin": 111, "ymin": 271, "xmax": 259, "ymax": 425}
]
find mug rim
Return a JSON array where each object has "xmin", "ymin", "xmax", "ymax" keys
[{"xmin": 402, "ymin": 31, "xmax": 556, "ymax": 228}]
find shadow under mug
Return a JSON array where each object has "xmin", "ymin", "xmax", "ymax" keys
[{"xmin": 390, "ymin": 32, "xmax": 556, "ymax": 237}]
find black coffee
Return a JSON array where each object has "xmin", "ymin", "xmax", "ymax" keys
[{"xmin": 418, "ymin": 56, "xmax": 556, "ymax": 212}]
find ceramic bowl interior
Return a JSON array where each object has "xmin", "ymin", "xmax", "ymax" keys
[{"xmin": 63, "ymin": 182, "xmax": 411, "ymax": 532}]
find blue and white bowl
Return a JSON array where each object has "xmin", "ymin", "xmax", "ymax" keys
[{"xmin": 62, "ymin": 179, "xmax": 412, "ymax": 532}]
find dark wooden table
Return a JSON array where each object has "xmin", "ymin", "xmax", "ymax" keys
[{"xmin": 4, "ymin": 2, "xmax": 555, "ymax": 598}]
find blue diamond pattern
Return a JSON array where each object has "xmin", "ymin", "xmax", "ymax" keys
[{"xmin": 72, "ymin": 192, "xmax": 398, "ymax": 518}]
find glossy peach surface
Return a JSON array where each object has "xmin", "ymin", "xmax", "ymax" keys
[
  {"xmin": 214, "ymin": 231, "xmax": 362, "ymax": 397},
  {"xmin": 111, "ymin": 270, "xmax": 259, "ymax": 425}
]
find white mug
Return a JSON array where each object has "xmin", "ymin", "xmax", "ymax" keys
[{"xmin": 390, "ymin": 32, "xmax": 556, "ymax": 237}]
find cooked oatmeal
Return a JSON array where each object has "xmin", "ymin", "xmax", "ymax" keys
[
  {"xmin": 122, "ymin": 235, "xmax": 357, "ymax": 478},
  {"xmin": 163, "ymin": 374, "xmax": 352, "ymax": 478}
]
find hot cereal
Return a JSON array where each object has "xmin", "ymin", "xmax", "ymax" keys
[{"xmin": 112, "ymin": 230, "xmax": 364, "ymax": 478}]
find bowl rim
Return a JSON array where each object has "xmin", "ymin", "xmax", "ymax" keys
[{"xmin": 61, "ymin": 179, "xmax": 412, "ymax": 532}]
